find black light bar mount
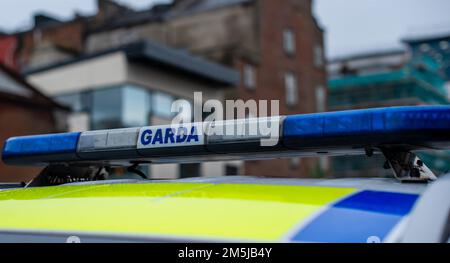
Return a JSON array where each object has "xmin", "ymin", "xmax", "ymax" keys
[{"xmin": 381, "ymin": 148, "xmax": 437, "ymax": 183}]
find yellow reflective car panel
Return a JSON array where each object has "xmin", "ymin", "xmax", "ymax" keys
[{"xmin": 0, "ymin": 183, "xmax": 356, "ymax": 241}]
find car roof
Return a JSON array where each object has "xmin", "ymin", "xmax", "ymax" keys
[
  {"xmin": 65, "ymin": 176, "xmax": 427, "ymax": 195},
  {"xmin": 0, "ymin": 175, "xmax": 429, "ymax": 242}
]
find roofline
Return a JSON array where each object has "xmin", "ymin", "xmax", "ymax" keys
[
  {"xmin": 402, "ymin": 31, "xmax": 450, "ymax": 44},
  {"xmin": 24, "ymin": 40, "xmax": 239, "ymax": 86},
  {"xmin": 0, "ymin": 90, "xmax": 68, "ymax": 111},
  {"xmin": 7, "ymin": 15, "xmax": 86, "ymax": 36},
  {"xmin": 23, "ymin": 46, "xmax": 128, "ymax": 75},
  {"xmin": 0, "ymin": 63, "xmax": 69, "ymax": 111},
  {"xmin": 87, "ymin": 1, "xmax": 254, "ymax": 35},
  {"xmin": 87, "ymin": 8, "xmax": 166, "ymax": 34},
  {"xmin": 165, "ymin": 0, "xmax": 254, "ymax": 20},
  {"xmin": 329, "ymin": 48, "xmax": 406, "ymax": 63}
]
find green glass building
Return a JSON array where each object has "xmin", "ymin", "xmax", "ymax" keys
[{"xmin": 328, "ymin": 33, "xmax": 450, "ymax": 177}]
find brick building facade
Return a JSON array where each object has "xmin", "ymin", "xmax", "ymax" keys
[
  {"xmin": 0, "ymin": 34, "xmax": 19, "ymax": 70},
  {"xmin": 242, "ymin": 0, "xmax": 327, "ymax": 177}
]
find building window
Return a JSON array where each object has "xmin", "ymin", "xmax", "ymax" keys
[
  {"xmin": 420, "ymin": 43, "xmax": 431, "ymax": 53},
  {"xmin": 283, "ymin": 29, "xmax": 296, "ymax": 55},
  {"xmin": 243, "ymin": 64, "xmax": 256, "ymax": 89},
  {"xmin": 290, "ymin": 158, "xmax": 300, "ymax": 170},
  {"xmin": 315, "ymin": 85, "xmax": 326, "ymax": 112},
  {"xmin": 90, "ymin": 85, "xmax": 151, "ymax": 130},
  {"xmin": 122, "ymin": 85, "xmax": 150, "ymax": 127},
  {"xmin": 91, "ymin": 87, "xmax": 123, "ymax": 130},
  {"xmin": 314, "ymin": 45, "xmax": 324, "ymax": 68},
  {"xmin": 152, "ymin": 92, "xmax": 175, "ymax": 119},
  {"xmin": 55, "ymin": 92, "xmax": 91, "ymax": 113},
  {"xmin": 225, "ymin": 165, "xmax": 239, "ymax": 176},
  {"xmin": 440, "ymin": 41, "xmax": 449, "ymax": 51},
  {"xmin": 56, "ymin": 93, "xmax": 83, "ymax": 112},
  {"xmin": 284, "ymin": 72, "xmax": 298, "ymax": 107},
  {"xmin": 57, "ymin": 85, "xmax": 192, "ymax": 131},
  {"xmin": 179, "ymin": 163, "xmax": 201, "ymax": 178},
  {"xmin": 119, "ymin": 30, "xmax": 139, "ymax": 45}
]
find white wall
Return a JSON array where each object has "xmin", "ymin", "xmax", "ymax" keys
[
  {"xmin": 127, "ymin": 63, "xmax": 225, "ymax": 102},
  {"xmin": 28, "ymin": 52, "xmax": 128, "ymax": 95}
]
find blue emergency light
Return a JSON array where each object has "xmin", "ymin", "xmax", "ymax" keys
[{"xmin": 2, "ymin": 106, "xmax": 450, "ymax": 166}]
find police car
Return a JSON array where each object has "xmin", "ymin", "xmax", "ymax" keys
[{"xmin": 0, "ymin": 106, "xmax": 449, "ymax": 243}]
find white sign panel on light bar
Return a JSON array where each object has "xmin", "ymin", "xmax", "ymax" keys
[{"xmin": 137, "ymin": 123, "xmax": 205, "ymax": 149}]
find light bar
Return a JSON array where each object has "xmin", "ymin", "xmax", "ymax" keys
[
  {"xmin": 2, "ymin": 106, "xmax": 450, "ymax": 166},
  {"xmin": 77, "ymin": 128, "xmax": 141, "ymax": 160},
  {"xmin": 2, "ymin": 132, "xmax": 81, "ymax": 164},
  {"xmin": 283, "ymin": 106, "xmax": 450, "ymax": 150}
]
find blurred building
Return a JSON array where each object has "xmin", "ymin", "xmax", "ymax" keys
[
  {"xmin": 0, "ymin": 33, "xmax": 19, "ymax": 70},
  {"xmin": 5, "ymin": 0, "xmax": 327, "ymax": 178},
  {"xmin": 404, "ymin": 31, "xmax": 450, "ymax": 96},
  {"xmin": 2, "ymin": 13, "xmax": 85, "ymax": 71},
  {"xmin": 328, "ymin": 33, "xmax": 450, "ymax": 178},
  {"xmin": 27, "ymin": 40, "xmax": 241, "ymax": 179},
  {"xmin": 0, "ymin": 63, "xmax": 69, "ymax": 182},
  {"xmin": 85, "ymin": 0, "xmax": 328, "ymax": 178}
]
